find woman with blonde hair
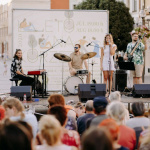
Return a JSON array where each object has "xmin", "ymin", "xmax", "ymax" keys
[
  {"xmin": 2, "ymin": 97, "xmax": 38, "ymax": 137},
  {"xmin": 100, "ymin": 34, "xmax": 117, "ymax": 93},
  {"xmin": 36, "ymin": 115, "xmax": 77, "ymax": 150}
]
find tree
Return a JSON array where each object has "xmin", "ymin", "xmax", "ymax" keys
[{"xmin": 75, "ymin": 0, "xmax": 134, "ymax": 51}]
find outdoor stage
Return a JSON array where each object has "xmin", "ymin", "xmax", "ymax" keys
[{"xmin": 28, "ymin": 94, "xmax": 150, "ymax": 114}]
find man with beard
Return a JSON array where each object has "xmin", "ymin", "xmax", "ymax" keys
[
  {"xmin": 68, "ymin": 44, "xmax": 91, "ymax": 83},
  {"xmin": 124, "ymin": 31, "xmax": 147, "ymax": 84}
]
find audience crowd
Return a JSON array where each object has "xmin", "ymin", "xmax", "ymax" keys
[{"xmin": 0, "ymin": 91, "xmax": 150, "ymax": 150}]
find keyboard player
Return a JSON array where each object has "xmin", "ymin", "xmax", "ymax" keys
[{"xmin": 10, "ymin": 49, "xmax": 34, "ymax": 86}]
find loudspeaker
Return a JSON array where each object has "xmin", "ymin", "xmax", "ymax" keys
[
  {"xmin": 132, "ymin": 84, "xmax": 150, "ymax": 98},
  {"xmin": 78, "ymin": 84, "xmax": 106, "ymax": 102},
  {"xmin": 113, "ymin": 70, "xmax": 127, "ymax": 92},
  {"xmin": 10, "ymin": 86, "xmax": 32, "ymax": 100}
]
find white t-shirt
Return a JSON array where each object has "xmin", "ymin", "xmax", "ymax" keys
[
  {"xmin": 10, "ymin": 113, "xmax": 38, "ymax": 137},
  {"xmin": 126, "ymin": 117, "xmax": 150, "ymax": 128}
]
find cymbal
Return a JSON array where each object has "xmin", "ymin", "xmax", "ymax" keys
[
  {"xmin": 54, "ymin": 53, "xmax": 71, "ymax": 62},
  {"xmin": 81, "ymin": 52, "xmax": 97, "ymax": 60}
]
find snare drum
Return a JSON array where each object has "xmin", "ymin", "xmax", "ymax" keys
[
  {"xmin": 76, "ymin": 70, "xmax": 88, "ymax": 76},
  {"xmin": 64, "ymin": 76, "xmax": 83, "ymax": 94}
]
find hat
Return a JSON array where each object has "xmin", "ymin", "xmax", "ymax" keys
[
  {"xmin": 131, "ymin": 30, "xmax": 138, "ymax": 36},
  {"xmin": 93, "ymin": 96, "xmax": 108, "ymax": 108}
]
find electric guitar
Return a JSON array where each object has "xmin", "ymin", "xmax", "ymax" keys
[{"xmin": 128, "ymin": 33, "xmax": 146, "ymax": 62}]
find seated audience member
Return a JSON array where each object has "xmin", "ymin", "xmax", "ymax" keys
[
  {"xmin": 107, "ymin": 101, "xmax": 136, "ymax": 150},
  {"xmin": 17, "ymin": 120, "xmax": 33, "ymax": 138},
  {"xmin": 109, "ymin": 91, "xmax": 130, "ymax": 122},
  {"xmin": 74, "ymin": 102, "xmax": 85, "ymax": 118},
  {"xmin": 48, "ymin": 94, "xmax": 65, "ymax": 107},
  {"xmin": 81, "ymin": 127, "xmax": 113, "ymax": 150},
  {"xmin": 2, "ymin": 97, "xmax": 38, "ymax": 137},
  {"xmin": 36, "ymin": 115, "xmax": 77, "ymax": 150},
  {"xmin": 47, "ymin": 94, "xmax": 77, "ymax": 130},
  {"xmin": 48, "ymin": 105, "xmax": 80, "ymax": 148},
  {"xmin": 109, "ymin": 91, "xmax": 121, "ymax": 102},
  {"xmin": 0, "ymin": 98, "xmax": 5, "ymax": 121},
  {"xmin": 77, "ymin": 100, "xmax": 95, "ymax": 135},
  {"xmin": 138, "ymin": 127, "xmax": 150, "ymax": 150},
  {"xmin": 99, "ymin": 118, "xmax": 129, "ymax": 150},
  {"xmin": 90, "ymin": 96, "xmax": 108, "ymax": 127},
  {"xmin": 126, "ymin": 102, "xmax": 150, "ymax": 128},
  {"xmin": 0, "ymin": 105, "xmax": 5, "ymax": 121},
  {"xmin": 65, "ymin": 105, "xmax": 76, "ymax": 119},
  {"xmin": 0, "ymin": 119, "xmax": 33, "ymax": 150}
]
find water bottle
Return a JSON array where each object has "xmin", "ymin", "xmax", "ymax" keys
[{"xmin": 23, "ymin": 94, "xmax": 27, "ymax": 102}]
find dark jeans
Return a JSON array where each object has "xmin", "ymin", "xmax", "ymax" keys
[{"xmin": 13, "ymin": 74, "xmax": 34, "ymax": 86}]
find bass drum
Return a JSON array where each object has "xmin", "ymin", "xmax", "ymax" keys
[{"xmin": 64, "ymin": 76, "xmax": 83, "ymax": 94}]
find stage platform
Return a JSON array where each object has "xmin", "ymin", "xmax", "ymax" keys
[{"xmin": 22, "ymin": 94, "xmax": 150, "ymax": 113}]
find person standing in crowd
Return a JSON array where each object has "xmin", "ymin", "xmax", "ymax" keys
[
  {"xmin": 77, "ymin": 100, "xmax": 95, "ymax": 135},
  {"xmin": 124, "ymin": 31, "xmax": 147, "ymax": 84},
  {"xmin": 10, "ymin": 49, "xmax": 34, "ymax": 86},
  {"xmin": 100, "ymin": 34, "xmax": 117, "ymax": 93},
  {"xmin": 68, "ymin": 44, "xmax": 91, "ymax": 83}
]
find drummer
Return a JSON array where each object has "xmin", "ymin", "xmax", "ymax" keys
[{"xmin": 68, "ymin": 44, "xmax": 91, "ymax": 83}]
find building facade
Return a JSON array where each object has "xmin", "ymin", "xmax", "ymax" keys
[{"xmin": 0, "ymin": 0, "xmax": 50, "ymax": 58}]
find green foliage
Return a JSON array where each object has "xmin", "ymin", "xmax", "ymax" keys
[
  {"xmin": 75, "ymin": 0, "xmax": 134, "ymax": 51},
  {"xmin": 135, "ymin": 25, "xmax": 150, "ymax": 38}
]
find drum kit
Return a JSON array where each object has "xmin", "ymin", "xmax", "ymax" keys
[{"xmin": 54, "ymin": 52, "xmax": 97, "ymax": 95}]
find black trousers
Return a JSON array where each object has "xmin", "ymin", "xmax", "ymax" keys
[{"xmin": 13, "ymin": 75, "xmax": 34, "ymax": 86}]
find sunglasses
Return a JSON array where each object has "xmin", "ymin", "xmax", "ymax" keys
[{"xmin": 74, "ymin": 47, "xmax": 79, "ymax": 49}]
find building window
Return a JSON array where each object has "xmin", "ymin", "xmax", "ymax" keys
[
  {"xmin": 73, "ymin": 5, "xmax": 76, "ymax": 9},
  {"xmin": 132, "ymin": 0, "xmax": 137, "ymax": 12}
]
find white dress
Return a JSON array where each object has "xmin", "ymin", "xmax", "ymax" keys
[{"xmin": 102, "ymin": 44, "xmax": 116, "ymax": 71}]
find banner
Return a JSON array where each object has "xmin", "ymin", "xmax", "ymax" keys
[{"xmin": 11, "ymin": 9, "xmax": 109, "ymax": 91}]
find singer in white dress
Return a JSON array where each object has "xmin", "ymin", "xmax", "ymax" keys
[{"xmin": 100, "ymin": 34, "xmax": 117, "ymax": 93}]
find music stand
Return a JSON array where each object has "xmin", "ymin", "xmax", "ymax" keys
[{"xmin": 118, "ymin": 62, "xmax": 135, "ymax": 70}]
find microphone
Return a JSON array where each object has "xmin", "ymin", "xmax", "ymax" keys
[
  {"xmin": 86, "ymin": 42, "xmax": 92, "ymax": 47},
  {"xmin": 60, "ymin": 39, "xmax": 66, "ymax": 43}
]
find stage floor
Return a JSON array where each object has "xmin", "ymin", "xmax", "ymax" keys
[{"xmin": 26, "ymin": 93, "xmax": 150, "ymax": 113}]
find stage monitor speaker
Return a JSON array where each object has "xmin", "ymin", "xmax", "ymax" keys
[
  {"xmin": 113, "ymin": 70, "xmax": 127, "ymax": 92},
  {"xmin": 78, "ymin": 84, "xmax": 106, "ymax": 102},
  {"xmin": 132, "ymin": 84, "xmax": 150, "ymax": 98},
  {"xmin": 10, "ymin": 86, "xmax": 32, "ymax": 100}
]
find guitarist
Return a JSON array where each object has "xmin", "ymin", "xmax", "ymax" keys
[{"xmin": 124, "ymin": 31, "xmax": 147, "ymax": 84}]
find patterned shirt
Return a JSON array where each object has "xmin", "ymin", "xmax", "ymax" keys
[
  {"xmin": 125, "ymin": 42, "xmax": 145, "ymax": 65},
  {"xmin": 10, "ymin": 58, "xmax": 22, "ymax": 78}
]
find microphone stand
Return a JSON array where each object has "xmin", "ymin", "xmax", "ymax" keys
[
  {"xmin": 38, "ymin": 40, "xmax": 64, "ymax": 97},
  {"xmin": 39, "ymin": 41, "xmax": 63, "ymax": 70},
  {"xmin": 108, "ymin": 43, "xmax": 111, "ymax": 94},
  {"xmin": 87, "ymin": 44, "xmax": 102, "ymax": 83}
]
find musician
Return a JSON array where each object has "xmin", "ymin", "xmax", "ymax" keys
[
  {"xmin": 100, "ymin": 34, "xmax": 117, "ymax": 93},
  {"xmin": 68, "ymin": 44, "xmax": 91, "ymax": 83},
  {"xmin": 11, "ymin": 49, "xmax": 34, "ymax": 86},
  {"xmin": 124, "ymin": 31, "xmax": 147, "ymax": 84}
]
